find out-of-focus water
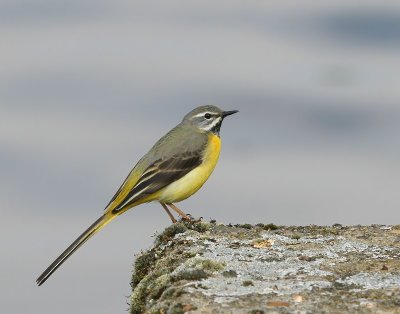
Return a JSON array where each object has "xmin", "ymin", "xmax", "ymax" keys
[{"xmin": 1, "ymin": 1, "xmax": 399, "ymax": 313}]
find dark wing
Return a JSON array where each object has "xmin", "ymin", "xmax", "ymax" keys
[{"xmin": 111, "ymin": 151, "xmax": 202, "ymax": 212}]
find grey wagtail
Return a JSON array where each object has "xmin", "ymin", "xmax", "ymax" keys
[{"xmin": 36, "ymin": 105, "xmax": 238, "ymax": 285}]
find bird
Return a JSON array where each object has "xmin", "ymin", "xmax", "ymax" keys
[{"xmin": 36, "ymin": 105, "xmax": 238, "ymax": 286}]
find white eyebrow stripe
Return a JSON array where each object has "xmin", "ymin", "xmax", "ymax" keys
[{"xmin": 191, "ymin": 112, "xmax": 217, "ymax": 119}]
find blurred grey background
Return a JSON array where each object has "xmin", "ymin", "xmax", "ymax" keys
[{"xmin": 1, "ymin": 1, "xmax": 399, "ymax": 313}]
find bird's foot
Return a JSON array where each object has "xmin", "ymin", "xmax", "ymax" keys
[{"xmin": 185, "ymin": 214, "xmax": 203, "ymax": 224}]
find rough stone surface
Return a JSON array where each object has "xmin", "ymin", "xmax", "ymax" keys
[{"xmin": 130, "ymin": 222, "xmax": 400, "ymax": 314}]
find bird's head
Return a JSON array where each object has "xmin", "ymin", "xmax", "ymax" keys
[{"xmin": 183, "ymin": 105, "xmax": 238, "ymax": 136}]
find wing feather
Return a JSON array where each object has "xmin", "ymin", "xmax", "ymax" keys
[{"xmin": 111, "ymin": 151, "xmax": 202, "ymax": 212}]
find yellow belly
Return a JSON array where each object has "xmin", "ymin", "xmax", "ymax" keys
[{"xmin": 157, "ymin": 134, "xmax": 221, "ymax": 203}]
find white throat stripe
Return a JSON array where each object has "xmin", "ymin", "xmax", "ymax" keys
[{"xmin": 202, "ymin": 117, "xmax": 222, "ymax": 131}]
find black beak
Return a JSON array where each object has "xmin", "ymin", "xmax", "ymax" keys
[{"xmin": 222, "ymin": 110, "xmax": 239, "ymax": 118}]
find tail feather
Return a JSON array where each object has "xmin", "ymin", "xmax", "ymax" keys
[{"xmin": 36, "ymin": 214, "xmax": 115, "ymax": 286}]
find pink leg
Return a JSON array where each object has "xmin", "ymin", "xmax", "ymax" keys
[
  {"xmin": 160, "ymin": 202, "xmax": 177, "ymax": 223},
  {"xmin": 167, "ymin": 203, "xmax": 191, "ymax": 221}
]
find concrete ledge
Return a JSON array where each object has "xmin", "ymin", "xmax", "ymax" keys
[{"xmin": 130, "ymin": 222, "xmax": 400, "ymax": 314}]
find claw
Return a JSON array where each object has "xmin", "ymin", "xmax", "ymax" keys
[{"xmin": 183, "ymin": 214, "xmax": 203, "ymax": 223}]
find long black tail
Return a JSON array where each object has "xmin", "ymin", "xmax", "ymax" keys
[{"xmin": 36, "ymin": 214, "xmax": 115, "ymax": 286}]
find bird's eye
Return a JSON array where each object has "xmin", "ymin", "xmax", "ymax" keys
[{"xmin": 204, "ymin": 113, "xmax": 212, "ymax": 119}]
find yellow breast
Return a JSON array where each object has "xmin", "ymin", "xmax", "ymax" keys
[{"xmin": 158, "ymin": 134, "xmax": 221, "ymax": 203}]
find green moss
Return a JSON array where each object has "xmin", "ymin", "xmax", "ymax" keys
[
  {"xmin": 131, "ymin": 267, "xmax": 172, "ymax": 313},
  {"xmin": 160, "ymin": 286, "xmax": 178, "ymax": 300},
  {"xmin": 291, "ymin": 234, "xmax": 301, "ymax": 240},
  {"xmin": 235, "ymin": 223, "xmax": 253, "ymax": 229},
  {"xmin": 198, "ymin": 259, "xmax": 225, "ymax": 272},
  {"xmin": 168, "ymin": 303, "xmax": 197, "ymax": 314},
  {"xmin": 156, "ymin": 223, "xmax": 188, "ymax": 244},
  {"xmin": 168, "ymin": 303, "xmax": 185, "ymax": 314},
  {"xmin": 149, "ymin": 274, "xmax": 170, "ymax": 299},
  {"xmin": 222, "ymin": 270, "xmax": 238, "ymax": 278},
  {"xmin": 172, "ymin": 269, "xmax": 209, "ymax": 282},
  {"xmin": 185, "ymin": 251, "xmax": 197, "ymax": 258},
  {"xmin": 131, "ymin": 246, "xmax": 192, "ymax": 311},
  {"xmin": 131, "ymin": 238, "xmax": 189, "ymax": 313},
  {"xmin": 255, "ymin": 223, "xmax": 279, "ymax": 231},
  {"xmin": 158, "ymin": 220, "xmax": 212, "ymax": 236},
  {"xmin": 189, "ymin": 221, "xmax": 212, "ymax": 233},
  {"xmin": 242, "ymin": 280, "xmax": 254, "ymax": 287},
  {"xmin": 131, "ymin": 250, "xmax": 157, "ymax": 288},
  {"xmin": 131, "ymin": 272, "xmax": 158, "ymax": 313},
  {"xmin": 320, "ymin": 227, "xmax": 340, "ymax": 236},
  {"xmin": 130, "ymin": 226, "xmax": 225, "ymax": 313},
  {"xmin": 154, "ymin": 254, "xmax": 178, "ymax": 270},
  {"xmin": 172, "ymin": 258, "xmax": 225, "ymax": 282}
]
